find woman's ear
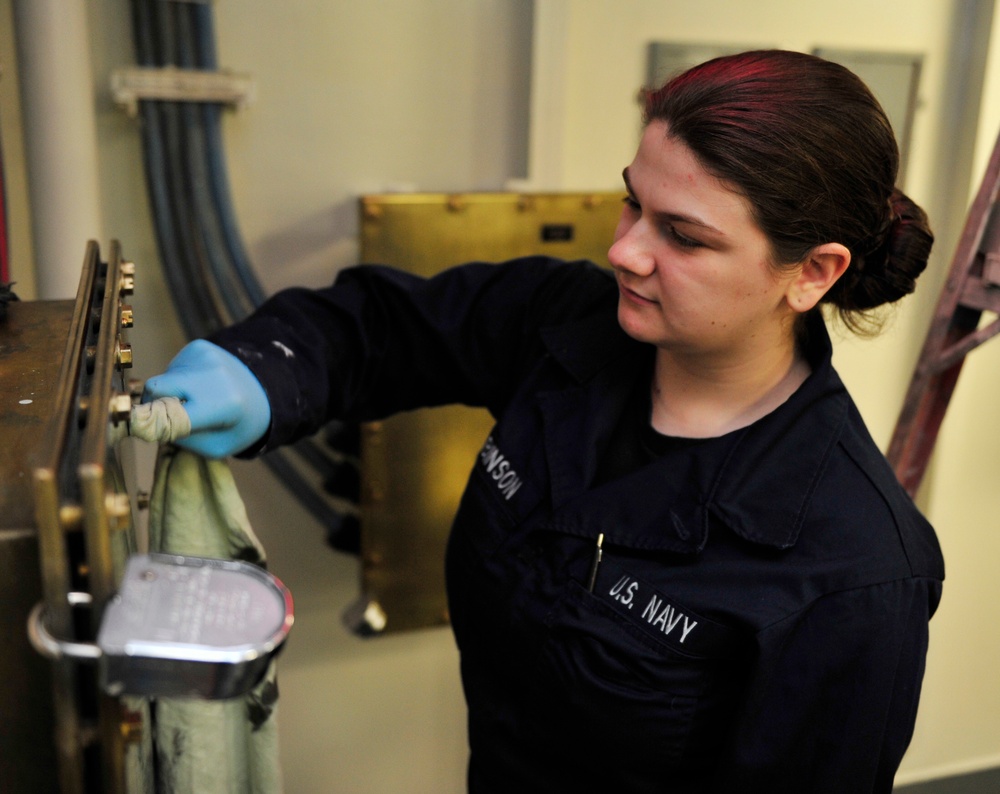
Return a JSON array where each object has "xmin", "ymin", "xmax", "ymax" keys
[{"xmin": 786, "ymin": 243, "xmax": 851, "ymax": 312}]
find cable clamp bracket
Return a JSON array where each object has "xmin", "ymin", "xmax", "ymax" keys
[{"xmin": 111, "ymin": 66, "xmax": 255, "ymax": 117}]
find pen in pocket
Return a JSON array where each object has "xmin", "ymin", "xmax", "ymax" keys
[{"xmin": 586, "ymin": 532, "xmax": 604, "ymax": 592}]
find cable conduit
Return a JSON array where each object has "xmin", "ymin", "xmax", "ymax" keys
[{"xmin": 129, "ymin": 0, "xmax": 355, "ymax": 534}]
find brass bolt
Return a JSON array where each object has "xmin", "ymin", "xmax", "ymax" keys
[
  {"xmin": 116, "ymin": 343, "xmax": 133, "ymax": 369},
  {"xmin": 105, "ymin": 492, "xmax": 131, "ymax": 521},
  {"xmin": 120, "ymin": 305, "xmax": 134, "ymax": 328},
  {"xmin": 59, "ymin": 504, "xmax": 84, "ymax": 532},
  {"xmin": 109, "ymin": 393, "xmax": 132, "ymax": 424},
  {"xmin": 119, "ymin": 261, "xmax": 136, "ymax": 295},
  {"xmin": 120, "ymin": 709, "xmax": 143, "ymax": 744}
]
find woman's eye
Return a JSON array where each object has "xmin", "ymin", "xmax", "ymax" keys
[
  {"xmin": 666, "ymin": 225, "xmax": 703, "ymax": 249},
  {"xmin": 620, "ymin": 196, "xmax": 704, "ymax": 250}
]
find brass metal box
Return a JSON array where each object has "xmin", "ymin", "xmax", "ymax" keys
[{"xmin": 353, "ymin": 191, "xmax": 623, "ymax": 633}]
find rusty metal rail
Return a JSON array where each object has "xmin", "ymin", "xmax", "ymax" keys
[{"xmin": 888, "ymin": 128, "xmax": 1000, "ymax": 496}]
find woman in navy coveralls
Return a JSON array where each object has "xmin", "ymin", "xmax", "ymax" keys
[{"xmin": 145, "ymin": 50, "xmax": 944, "ymax": 792}]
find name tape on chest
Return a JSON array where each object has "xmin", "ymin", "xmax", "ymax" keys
[
  {"xmin": 597, "ymin": 560, "xmax": 740, "ymax": 659},
  {"xmin": 478, "ymin": 436, "xmax": 524, "ymax": 501}
]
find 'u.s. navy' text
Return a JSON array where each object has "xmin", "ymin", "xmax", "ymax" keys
[{"xmin": 609, "ymin": 574, "xmax": 699, "ymax": 644}]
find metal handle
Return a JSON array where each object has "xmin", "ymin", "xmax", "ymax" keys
[
  {"xmin": 27, "ymin": 593, "xmax": 102, "ymax": 661},
  {"xmin": 342, "ymin": 596, "xmax": 388, "ymax": 636}
]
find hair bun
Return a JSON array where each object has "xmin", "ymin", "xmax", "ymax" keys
[{"xmin": 844, "ymin": 189, "xmax": 933, "ymax": 311}]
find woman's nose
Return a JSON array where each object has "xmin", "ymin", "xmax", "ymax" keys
[{"xmin": 608, "ymin": 221, "xmax": 655, "ymax": 277}]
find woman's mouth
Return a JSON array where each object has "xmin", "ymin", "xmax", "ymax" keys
[{"xmin": 618, "ymin": 279, "xmax": 656, "ymax": 306}]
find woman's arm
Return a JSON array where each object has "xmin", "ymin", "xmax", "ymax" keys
[
  {"xmin": 715, "ymin": 577, "xmax": 939, "ymax": 793},
  {"xmin": 204, "ymin": 257, "xmax": 613, "ymax": 451}
]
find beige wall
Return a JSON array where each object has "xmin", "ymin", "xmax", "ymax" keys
[{"xmin": 3, "ymin": 0, "xmax": 999, "ymax": 789}]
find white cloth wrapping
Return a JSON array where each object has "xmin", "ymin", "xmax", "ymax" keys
[
  {"xmin": 128, "ymin": 397, "xmax": 283, "ymax": 793},
  {"xmin": 128, "ymin": 396, "xmax": 192, "ymax": 444}
]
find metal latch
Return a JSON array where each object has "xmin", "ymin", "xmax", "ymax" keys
[{"xmin": 28, "ymin": 553, "xmax": 293, "ymax": 699}]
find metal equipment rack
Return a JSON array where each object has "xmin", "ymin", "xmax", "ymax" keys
[{"xmin": 0, "ymin": 241, "xmax": 140, "ymax": 792}]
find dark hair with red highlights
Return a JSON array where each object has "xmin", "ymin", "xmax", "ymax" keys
[{"xmin": 642, "ymin": 49, "xmax": 933, "ymax": 332}]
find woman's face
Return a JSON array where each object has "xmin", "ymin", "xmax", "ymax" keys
[{"xmin": 609, "ymin": 121, "xmax": 800, "ymax": 363}]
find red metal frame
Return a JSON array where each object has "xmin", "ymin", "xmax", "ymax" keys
[{"xmin": 887, "ymin": 128, "xmax": 1000, "ymax": 497}]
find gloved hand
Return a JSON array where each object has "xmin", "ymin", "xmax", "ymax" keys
[{"xmin": 142, "ymin": 339, "xmax": 272, "ymax": 458}]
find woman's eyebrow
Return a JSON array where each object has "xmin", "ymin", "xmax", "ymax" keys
[{"xmin": 622, "ymin": 167, "xmax": 727, "ymax": 236}]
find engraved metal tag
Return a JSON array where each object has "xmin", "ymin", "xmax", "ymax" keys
[{"xmin": 97, "ymin": 553, "xmax": 293, "ymax": 698}]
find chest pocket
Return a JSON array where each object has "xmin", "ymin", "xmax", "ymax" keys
[{"xmin": 530, "ymin": 563, "xmax": 747, "ymax": 772}]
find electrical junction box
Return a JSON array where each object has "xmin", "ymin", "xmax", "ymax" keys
[{"xmin": 349, "ymin": 191, "xmax": 623, "ymax": 634}]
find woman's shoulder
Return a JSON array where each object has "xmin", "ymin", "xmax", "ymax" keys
[{"xmin": 819, "ymin": 403, "xmax": 944, "ymax": 582}]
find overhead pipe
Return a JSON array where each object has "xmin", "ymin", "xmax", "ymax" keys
[
  {"xmin": 12, "ymin": 0, "xmax": 103, "ymax": 299},
  {"xmin": 0, "ymin": 113, "xmax": 9, "ymax": 284}
]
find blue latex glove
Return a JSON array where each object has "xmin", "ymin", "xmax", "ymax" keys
[{"xmin": 142, "ymin": 339, "xmax": 272, "ymax": 458}]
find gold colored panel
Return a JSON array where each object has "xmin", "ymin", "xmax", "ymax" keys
[
  {"xmin": 361, "ymin": 191, "xmax": 623, "ymax": 274},
  {"xmin": 355, "ymin": 192, "xmax": 623, "ymax": 633}
]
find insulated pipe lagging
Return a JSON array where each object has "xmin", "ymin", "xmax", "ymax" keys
[
  {"xmin": 12, "ymin": 0, "xmax": 103, "ymax": 299},
  {"xmin": 0, "ymin": 118, "xmax": 9, "ymax": 284}
]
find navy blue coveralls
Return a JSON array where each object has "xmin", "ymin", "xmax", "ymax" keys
[{"xmin": 210, "ymin": 257, "xmax": 945, "ymax": 793}]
